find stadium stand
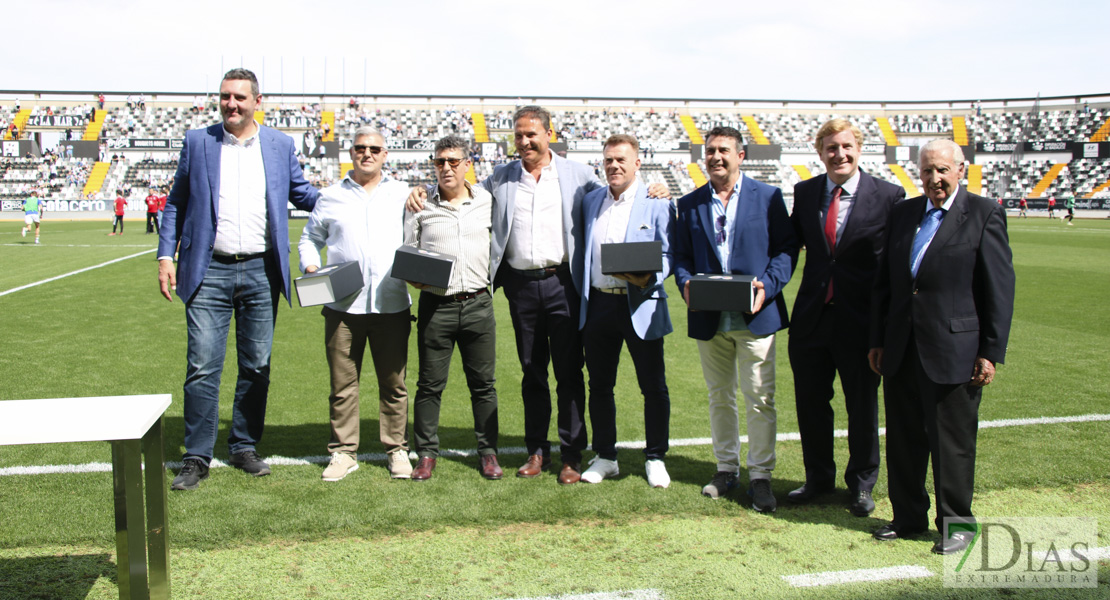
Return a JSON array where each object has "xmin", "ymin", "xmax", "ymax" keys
[{"xmin": 4, "ymin": 95, "xmax": 1110, "ymax": 208}]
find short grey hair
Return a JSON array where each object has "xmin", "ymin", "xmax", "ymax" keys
[
  {"xmin": 353, "ymin": 126, "xmax": 384, "ymax": 143},
  {"xmin": 919, "ymin": 139, "xmax": 965, "ymax": 166},
  {"xmin": 434, "ymin": 135, "xmax": 470, "ymax": 156}
]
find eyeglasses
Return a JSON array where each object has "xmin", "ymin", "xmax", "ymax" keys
[
  {"xmin": 715, "ymin": 214, "xmax": 728, "ymax": 244},
  {"xmin": 352, "ymin": 144, "xmax": 384, "ymax": 155},
  {"xmin": 433, "ymin": 157, "xmax": 465, "ymax": 168}
]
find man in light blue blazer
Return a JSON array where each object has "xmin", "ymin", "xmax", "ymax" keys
[
  {"xmin": 157, "ymin": 68, "xmax": 318, "ymax": 490},
  {"xmin": 576, "ymin": 135, "xmax": 675, "ymax": 489},
  {"xmin": 672, "ymin": 126, "xmax": 798, "ymax": 512}
]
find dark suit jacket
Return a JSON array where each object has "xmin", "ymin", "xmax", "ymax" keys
[
  {"xmin": 871, "ymin": 188, "xmax": 1015, "ymax": 384},
  {"xmin": 159, "ymin": 124, "xmax": 318, "ymax": 304},
  {"xmin": 480, "ymin": 153, "xmax": 603, "ymax": 295},
  {"xmin": 791, "ymin": 170, "xmax": 905, "ymax": 342},
  {"xmin": 673, "ymin": 176, "xmax": 798, "ymax": 340}
]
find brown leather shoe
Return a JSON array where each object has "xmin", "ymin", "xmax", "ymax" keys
[
  {"xmin": 480, "ymin": 454, "xmax": 503, "ymax": 480},
  {"xmin": 516, "ymin": 454, "xmax": 550, "ymax": 478},
  {"xmin": 558, "ymin": 461, "xmax": 581, "ymax": 485},
  {"xmin": 411, "ymin": 457, "xmax": 436, "ymax": 481}
]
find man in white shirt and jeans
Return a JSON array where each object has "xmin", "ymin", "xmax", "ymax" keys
[{"xmin": 299, "ymin": 126, "xmax": 414, "ymax": 481}]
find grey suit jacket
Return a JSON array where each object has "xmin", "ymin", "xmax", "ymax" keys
[{"xmin": 479, "ymin": 153, "xmax": 603, "ymax": 294}]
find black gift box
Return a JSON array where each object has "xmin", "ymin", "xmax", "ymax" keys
[
  {"xmin": 391, "ymin": 244, "xmax": 455, "ymax": 289},
  {"xmin": 294, "ymin": 261, "xmax": 364, "ymax": 307},
  {"xmin": 687, "ymin": 273, "xmax": 756, "ymax": 312},
  {"xmin": 600, "ymin": 240, "xmax": 663, "ymax": 275}
]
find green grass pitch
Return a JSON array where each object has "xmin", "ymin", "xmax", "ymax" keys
[{"xmin": 0, "ymin": 216, "xmax": 1107, "ymax": 599}]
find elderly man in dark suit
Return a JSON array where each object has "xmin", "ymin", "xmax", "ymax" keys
[
  {"xmin": 868, "ymin": 139, "xmax": 1015, "ymax": 555},
  {"xmin": 158, "ymin": 68, "xmax": 318, "ymax": 490},
  {"xmin": 787, "ymin": 119, "xmax": 905, "ymax": 517}
]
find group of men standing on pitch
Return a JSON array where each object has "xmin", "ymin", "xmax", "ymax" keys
[{"xmin": 155, "ymin": 68, "xmax": 1014, "ymax": 557}]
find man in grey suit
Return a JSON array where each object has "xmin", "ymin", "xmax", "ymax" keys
[{"xmin": 409, "ymin": 106, "xmax": 667, "ymax": 484}]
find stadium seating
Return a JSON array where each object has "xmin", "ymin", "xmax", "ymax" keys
[{"xmin": 5, "ymin": 100, "xmax": 1110, "ymax": 203}]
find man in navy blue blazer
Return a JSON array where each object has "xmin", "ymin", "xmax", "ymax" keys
[
  {"xmin": 576, "ymin": 135, "xmax": 676, "ymax": 489},
  {"xmin": 673, "ymin": 126, "xmax": 798, "ymax": 512},
  {"xmin": 787, "ymin": 119, "xmax": 905, "ymax": 517},
  {"xmin": 157, "ymin": 68, "xmax": 318, "ymax": 490}
]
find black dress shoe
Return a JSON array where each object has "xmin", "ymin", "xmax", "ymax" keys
[
  {"xmin": 848, "ymin": 490, "xmax": 875, "ymax": 517},
  {"xmin": 786, "ymin": 481, "xmax": 834, "ymax": 503},
  {"xmin": 932, "ymin": 531, "xmax": 975, "ymax": 555},
  {"xmin": 873, "ymin": 522, "xmax": 926, "ymax": 541}
]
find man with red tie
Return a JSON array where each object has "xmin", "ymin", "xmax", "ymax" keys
[{"xmin": 787, "ymin": 119, "xmax": 904, "ymax": 516}]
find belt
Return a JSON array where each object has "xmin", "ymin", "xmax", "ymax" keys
[
  {"xmin": 212, "ymin": 252, "xmax": 266, "ymax": 263},
  {"xmin": 593, "ymin": 286, "xmax": 628, "ymax": 295},
  {"xmin": 507, "ymin": 263, "xmax": 568, "ymax": 280},
  {"xmin": 428, "ymin": 288, "xmax": 488, "ymax": 302}
]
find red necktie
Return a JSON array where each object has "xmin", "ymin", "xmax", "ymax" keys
[{"xmin": 824, "ymin": 186, "xmax": 841, "ymax": 303}]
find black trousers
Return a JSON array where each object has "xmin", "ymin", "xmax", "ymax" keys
[
  {"xmin": 884, "ymin": 336, "xmax": 981, "ymax": 533},
  {"xmin": 582, "ymin": 291, "xmax": 670, "ymax": 461},
  {"xmin": 501, "ymin": 267, "xmax": 587, "ymax": 462},
  {"xmin": 146, "ymin": 213, "xmax": 159, "ymax": 233},
  {"xmin": 788, "ymin": 304, "xmax": 880, "ymax": 493}
]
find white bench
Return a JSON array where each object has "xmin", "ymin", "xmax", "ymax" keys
[{"xmin": 0, "ymin": 394, "xmax": 172, "ymax": 600}]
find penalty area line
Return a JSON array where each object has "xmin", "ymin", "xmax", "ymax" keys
[
  {"xmin": 1, "ymin": 413, "xmax": 1107, "ymax": 478},
  {"xmin": 0, "ymin": 249, "xmax": 156, "ymax": 297}
]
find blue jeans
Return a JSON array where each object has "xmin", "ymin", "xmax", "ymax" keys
[{"xmin": 182, "ymin": 255, "xmax": 279, "ymax": 464}]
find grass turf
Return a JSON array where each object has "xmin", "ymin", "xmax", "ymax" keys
[{"xmin": 0, "ymin": 216, "xmax": 1107, "ymax": 598}]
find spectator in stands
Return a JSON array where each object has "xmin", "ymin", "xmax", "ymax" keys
[
  {"xmin": 672, "ymin": 126, "xmax": 797, "ymax": 512},
  {"xmin": 403, "ymin": 135, "xmax": 502, "ymax": 482},
  {"xmin": 98, "ymin": 93, "xmax": 105, "ymax": 110},
  {"xmin": 145, "ymin": 188, "xmax": 161, "ymax": 234},
  {"xmin": 576, "ymin": 134, "xmax": 676, "ymax": 489},
  {"xmin": 786, "ymin": 119, "xmax": 905, "ymax": 517},
  {"xmin": 138, "ymin": 94, "xmax": 146, "ymax": 110},
  {"xmin": 157, "ymin": 68, "xmax": 318, "ymax": 491},
  {"xmin": 110, "ymin": 190, "xmax": 126, "ymax": 236},
  {"xmin": 298, "ymin": 127, "xmax": 415, "ymax": 482}
]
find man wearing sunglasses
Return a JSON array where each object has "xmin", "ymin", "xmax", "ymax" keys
[
  {"xmin": 407, "ymin": 106, "xmax": 669, "ymax": 485},
  {"xmin": 672, "ymin": 126, "xmax": 798, "ymax": 512},
  {"xmin": 403, "ymin": 135, "xmax": 501, "ymax": 482},
  {"xmin": 298, "ymin": 127, "xmax": 415, "ymax": 482}
]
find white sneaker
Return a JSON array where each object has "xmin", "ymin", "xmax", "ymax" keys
[
  {"xmin": 22, "ymin": 228, "xmax": 27, "ymax": 238},
  {"xmin": 645, "ymin": 459, "xmax": 670, "ymax": 488},
  {"xmin": 321, "ymin": 452, "xmax": 359, "ymax": 481},
  {"xmin": 388, "ymin": 449, "xmax": 413, "ymax": 479},
  {"xmin": 581, "ymin": 457, "xmax": 619, "ymax": 484}
]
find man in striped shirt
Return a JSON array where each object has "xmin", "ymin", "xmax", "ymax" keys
[{"xmin": 404, "ymin": 135, "xmax": 502, "ymax": 482}]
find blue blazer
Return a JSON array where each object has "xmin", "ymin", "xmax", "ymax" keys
[
  {"xmin": 673, "ymin": 176, "xmax": 798, "ymax": 340},
  {"xmin": 158, "ymin": 124, "xmax": 318, "ymax": 304},
  {"xmin": 480, "ymin": 153, "xmax": 603, "ymax": 295},
  {"xmin": 578, "ymin": 183, "xmax": 675, "ymax": 340}
]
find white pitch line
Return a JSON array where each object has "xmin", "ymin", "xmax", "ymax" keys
[
  {"xmin": 783, "ymin": 547, "xmax": 1110, "ymax": 588},
  {"xmin": 500, "ymin": 590, "xmax": 664, "ymax": 600},
  {"xmin": 1, "ymin": 244, "xmax": 156, "ymax": 248},
  {"xmin": 783, "ymin": 565, "xmax": 934, "ymax": 587},
  {"xmin": 0, "ymin": 249, "xmax": 156, "ymax": 297},
  {"xmin": 1, "ymin": 413, "xmax": 1107, "ymax": 478}
]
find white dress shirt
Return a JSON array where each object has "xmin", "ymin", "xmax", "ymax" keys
[
  {"xmin": 298, "ymin": 175, "xmax": 411, "ymax": 314},
  {"xmin": 506, "ymin": 151, "xmax": 566, "ymax": 269},
  {"xmin": 590, "ymin": 180, "xmax": 640, "ymax": 290},
  {"xmin": 213, "ymin": 124, "xmax": 269, "ymax": 256}
]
